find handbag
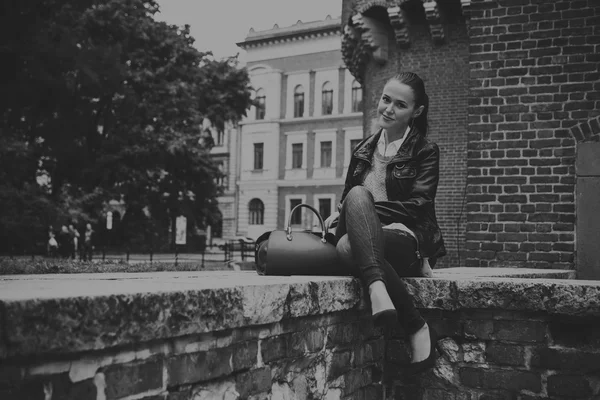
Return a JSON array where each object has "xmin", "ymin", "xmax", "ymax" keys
[{"xmin": 254, "ymin": 203, "xmax": 349, "ymax": 276}]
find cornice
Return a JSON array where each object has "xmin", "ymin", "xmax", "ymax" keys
[{"xmin": 238, "ymin": 28, "xmax": 341, "ymax": 50}]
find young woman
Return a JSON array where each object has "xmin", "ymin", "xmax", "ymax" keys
[{"xmin": 325, "ymin": 71, "xmax": 446, "ymax": 375}]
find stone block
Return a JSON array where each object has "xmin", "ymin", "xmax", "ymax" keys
[
  {"xmin": 235, "ymin": 367, "xmax": 272, "ymax": 398},
  {"xmin": 485, "ymin": 343, "xmax": 526, "ymax": 366},
  {"xmin": 260, "ymin": 335, "xmax": 287, "ymax": 363},
  {"xmin": 167, "ymin": 349, "xmax": 231, "ymax": 387},
  {"xmin": 462, "ymin": 342, "xmax": 486, "ymax": 363},
  {"xmin": 464, "ymin": 319, "xmax": 494, "ymax": 340},
  {"xmin": 326, "ymin": 322, "xmax": 358, "ymax": 348},
  {"xmin": 531, "ymin": 347, "xmax": 600, "ymax": 373},
  {"xmin": 291, "ymin": 328, "xmax": 325, "ymax": 354},
  {"xmin": 103, "ymin": 358, "xmax": 162, "ymax": 400},
  {"xmin": 16, "ymin": 373, "xmax": 97, "ymax": 400},
  {"xmin": 337, "ymin": 368, "xmax": 372, "ymax": 397},
  {"xmin": 438, "ymin": 338, "xmax": 460, "ymax": 363},
  {"xmin": 547, "ymin": 374, "xmax": 593, "ymax": 398},
  {"xmin": 423, "ymin": 388, "xmax": 458, "ymax": 400},
  {"xmin": 493, "ymin": 320, "xmax": 548, "ymax": 343},
  {"xmin": 549, "ymin": 318, "xmax": 600, "ymax": 349},
  {"xmin": 328, "ymin": 350, "xmax": 352, "ymax": 381},
  {"xmin": 189, "ymin": 379, "xmax": 238, "ymax": 400},
  {"xmin": 480, "ymin": 369, "xmax": 541, "ymax": 392},
  {"xmin": 231, "ymin": 341, "xmax": 259, "ymax": 371}
]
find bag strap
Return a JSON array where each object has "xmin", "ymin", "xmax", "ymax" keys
[{"xmin": 287, "ymin": 203, "xmax": 328, "ymax": 243}]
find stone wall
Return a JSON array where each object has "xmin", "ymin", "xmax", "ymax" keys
[{"xmin": 2, "ymin": 269, "xmax": 600, "ymax": 400}]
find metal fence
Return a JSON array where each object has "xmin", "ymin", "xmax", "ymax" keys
[{"xmin": 2, "ymin": 239, "xmax": 256, "ymax": 267}]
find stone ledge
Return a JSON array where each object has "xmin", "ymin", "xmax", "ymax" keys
[{"xmin": 1, "ymin": 268, "xmax": 597, "ymax": 359}]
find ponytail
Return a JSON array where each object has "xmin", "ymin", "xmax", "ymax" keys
[{"xmin": 388, "ymin": 72, "xmax": 429, "ymax": 136}]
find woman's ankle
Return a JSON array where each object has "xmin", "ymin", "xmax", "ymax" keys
[
  {"xmin": 369, "ymin": 280, "xmax": 395, "ymax": 314},
  {"xmin": 368, "ymin": 280, "xmax": 387, "ymax": 296}
]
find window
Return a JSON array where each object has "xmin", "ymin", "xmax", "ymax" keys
[
  {"xmin": 289, "ymin": 199, "xmax": 302, "ymax": 225},
  {"xmin": 255, "ymin": 88, "xmax": 266, "ymax": 120},
  {"xmin": 318, "ymin": 198, "xmax": 332, "ymax": 221},
  {"xmin": 211, "ymin": 219, "xmax": 223, "ymax": 238},
  {"xmin": 320, "ymin": 141, "xmax": 332, "ymax": 168},
  {"xmin": 351, "ymin": 80, "xmax": 362, "ymax": 113},
  {"xmin": 253, "ymin": 143, "xmax": 264, "ymax": 170},
  {"xmin": 294, "ymin": 85, "xmax": 304, "ymax": 118},
  {"xmin": 249, "ymin": 199, "xmax": 264, "ymax": 225},
  {"xmin": 292, "ymin": 143, "xmax": 303, "ymax": 169},
  {"xmin": 215, "ymin": 161, "xmax": 226, "ymax": 187},
  {"xmin": 215, "ymin": 130, "xmax": 225, "ymax": 146},
  {"xmin": 322, "ymin": 81, "xmax": 333, "ymax": 115}
]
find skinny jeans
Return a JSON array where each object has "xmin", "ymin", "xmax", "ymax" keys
[{"xmin": 335, "ymin": 186, "xmax": 426, "ymax": 335}]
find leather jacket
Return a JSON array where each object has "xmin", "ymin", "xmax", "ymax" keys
[{"xmin": 339, "ymin": 127, "xmax": 447, "ymax": 261}]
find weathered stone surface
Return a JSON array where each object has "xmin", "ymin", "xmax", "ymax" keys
[
  {"xmin": 1, "ymin": 269, "xmax": 598, "ymax": 358},
  {"xmin": 455, "ymin": 278, "xmax": 600, "ymax": 317}
]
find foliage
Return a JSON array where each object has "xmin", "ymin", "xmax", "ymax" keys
[
  {"xmin": 0, "ymin": 0, "xmax": 253, "ymax": 252},
  {"xmin": 0, "ymin": 257, "xmax": 256, "ymax": 274}
]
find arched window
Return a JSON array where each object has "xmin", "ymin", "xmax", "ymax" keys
[
  {"xmin": 248, "ymin": 199, "xmax": 264, "ymax": 225},
  {"xmin": 294, "ymin": 85, "xmax": 304, "ymax": 118},
  {"xmin": 322, "ymin": 81, "xmax": 333, "ymax": 115},
  {"xmin": 255, "ymin": 88, "xmax": 266, "ymax": 120},
  {"xmin": 351, "ymin": 80, "xmax": 362, "ymax": 113}
]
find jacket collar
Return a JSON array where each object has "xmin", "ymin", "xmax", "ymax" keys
[{"xmin": 353, "ymin": 126, "xmax": 422, "ymax": 163}]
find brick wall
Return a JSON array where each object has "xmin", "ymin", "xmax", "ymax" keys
[
  {"xmin": 466, "ymin": 0, "xmax": 600, "ymax": 269},
  {"xmin": 361, "ymin": 2, "xmax": 471, "ymax": 268},
  {"xmin": 343, "ymin": 0, "xmax": 600, "ymax": 270}
]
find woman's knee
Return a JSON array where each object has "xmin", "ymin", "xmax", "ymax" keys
[
  {"xmin": 336, "ymin": 235, "xmax": 353, "ymax": 266},
  {"xmin": 344, "ymin": 186, "xmax": 374, "ymax": 208}
]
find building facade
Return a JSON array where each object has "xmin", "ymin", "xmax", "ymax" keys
[{"xmin": 232, "ymin": 16, "xmax": 364, "ymax": 239}]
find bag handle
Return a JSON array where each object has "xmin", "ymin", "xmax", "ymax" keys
[{"xmin": 286, "ymin": 203, "xmax": 328, "ymax": 243}]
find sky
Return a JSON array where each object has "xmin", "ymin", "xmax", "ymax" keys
[{"xmin": 155, "ymin": 0, "xmax": 342, "ymax": 63}]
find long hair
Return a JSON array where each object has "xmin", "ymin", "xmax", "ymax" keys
[{"xmin": 387, "ymin": 72, "xmax": 429, "ymax": 136}]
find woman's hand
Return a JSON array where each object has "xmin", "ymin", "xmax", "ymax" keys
[{"xmin": 324, "ymin": 211, "xmax": 340, "ymax": 231}]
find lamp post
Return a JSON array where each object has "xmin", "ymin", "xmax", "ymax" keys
[{"xmin": 103, "ymin": 211, "xmax": 113, "ymax": 261}]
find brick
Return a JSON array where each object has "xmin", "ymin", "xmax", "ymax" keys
[
  {"xmin": 291, "ymin": 328, "xmax": 325, "ymax": 354},
  {"xmin": 167, "ymin": 348, "xmax": 233, "ymax": 386},
  {"xmin": 464, "ymin": 320, "xmax": 493, "ymax": 340},
  {"xmin": 485, "ymin": 343, "xmax": 526, "ymax": 366},
  {"xmin": 15, "ymin": 373, "xmax": 97, "ymax": 400},
  {"xmin": 104, "ymin": 359, "xmax": 162, "ymax": 400},
  {"xmin": 547, "ymin": 374, "xmax": 593, "ymax": 397},
  {"xmin": 496, "ymin": 320, "xmax": 549, "ymax": 344},
  {"xmin": 327, "ymin": 322, "xmax": 358, "ymax": 348},
  {"xmin": 531, "ymin": 347, "xmax": 600, "ymax": 373},
  {"xmin": 462, "ymin": 368, "xmax": 541, "ymax": 392}
]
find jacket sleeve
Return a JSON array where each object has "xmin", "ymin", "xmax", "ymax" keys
[
  {"xmin": 374, "ymin": 142, "xmax": 440, "ymax": 226},
  {"xmin": 337, "ymin": 160, "xmax": 355, "ymax": 212}
]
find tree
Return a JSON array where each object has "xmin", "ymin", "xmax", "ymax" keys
[{"xmin": 0, "ymin": 0, "xmax": 253, "ymax": 252}]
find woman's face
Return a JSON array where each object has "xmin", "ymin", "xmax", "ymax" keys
[{"xmin": 377, "ymin": 79, "xmax": 423, "ymax": 135}]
